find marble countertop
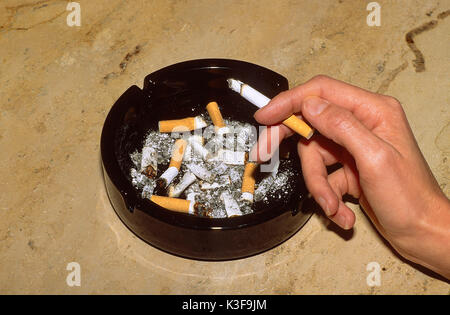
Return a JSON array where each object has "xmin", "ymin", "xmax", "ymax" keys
[{"xmin": 0, "ymin": 0, "xmax": 448, "ymax": 294}]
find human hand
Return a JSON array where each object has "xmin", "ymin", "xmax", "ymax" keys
[{"xmin": 252, "ymin": 75, "xmax": 450, "ymax": 278}]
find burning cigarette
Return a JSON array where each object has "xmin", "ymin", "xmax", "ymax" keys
[
  {"xmin": 168, "ymin": 171, "xmax": 197, "ymax": 198},
  {"xmin": 159, "ymin": 116, "xmax": 208, "ymax": 133},
  {"xmin": 241, "ymin": 162, "xmax": 259, "ymax": 203},
  {"xmin": 150, "ymin": 195, "xmax": 196, "ymax": 215},
  {"xmin": 206, "ymin": 101, "xmax": 230, "ymax": 135},
  {"xmin": 220, "ymin": 191, "xmax": 243, "ymax": 217},
  {"xmin": 140, "ymin": 146, "xmax": 158, "ymax": 178},
  {"xmin": 156, "ymin": 139, "xmax": 187, "ymax": 189},
  {"xmin": 227, "ymin": 78, "xmax": 314, "ymax": 140}
]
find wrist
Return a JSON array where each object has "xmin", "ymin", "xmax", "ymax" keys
[{"xmin": 393, "ymin": 193, "xmax": 450, "ymax": 278}]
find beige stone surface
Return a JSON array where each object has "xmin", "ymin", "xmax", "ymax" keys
[{"xmin": 0, "ymin": 0, "xmax": 449, "ymax": 294}]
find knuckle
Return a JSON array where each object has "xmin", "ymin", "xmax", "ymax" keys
[
  {"xmin": 383, "ymin": 96, "xmax": 403, "ymax": 110},
  {"xmin": 278, "ymin": 90, "xmax": 290, "ymax": 99},
  {"xmin": 366, "ymin": 146, "xmax": 395, "ymax": 169},
  {"xmin": 311, "ymin": 74, "xmax": 331, "ymax": 84}
]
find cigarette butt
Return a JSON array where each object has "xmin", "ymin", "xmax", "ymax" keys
[
  {"xmin": 157, "ymin": 139, "xmax": 187, "ymax": 189},
  {"xmin": 206, "ymin": 102, "xmax": 226, "ymax": 128},
  {"xmin": 200, "ymin": 175, "xmax": 230, "ymax": 190},
  {"xmin": 186, "ymin": 192, "xmax": 198, "ymax": 203},
  {"xmin": 169, "ymin": 139, "xmax": 187, "ymax": 169},
  {"xmin": 187, "ymin": 163, "xmax": 215, "ymax": 183},
  {"xmin": 150, "ymin": 195, "xmax": 193, "ymax": 214},
  {"xmin": 189, "ymin": 134, "xmax": 204, "ymax": 145},
  {"xmin": 159, "ymin": 116, "xmax": 207, "ymax": 133},
  {"xmin": 184, "ymin": 135, "xmax": 204, "ymax": 162},
  {"xmin": 167, "ymin": 185, "xmax": 175, "ymax": 197},
  {"xmin": 140, "ymin": 146, "xmax": 158, "ymax": 178},
  {"xmin": 282, "ymin": 116, "xmax": 314, "ymax": 140},
  {"xmin": 168, "ymin": 171, "xmax": 197, "ymax": 198},
  {"xmin": 254, "ymin": 175, "xmax": 276, "ymax": 202},
  {"xmin": 190, "ymin": 138, "xmax": 212, "ymax": 161},
  {"xmin": 220, "ymin": 191, "xmax": 243, "ymax": 217},
  {"xmin": 236, "ymin": 125, "xmax": 254, "ymax": 151},
  {"xmin": 218, "ymin": 149, "xmax": 246, "ymax": 165},
  {"xmin": 156, "ymin": 166, "xmax": 179, "ymax": 192},
  {"xmin": 241, "ymin": 162, "xmax": 258, "ymax": 202}
]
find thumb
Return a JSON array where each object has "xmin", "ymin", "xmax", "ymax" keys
[{"xmin": 301, "ymin": 96, "xmax": 383, "ymax": 165}]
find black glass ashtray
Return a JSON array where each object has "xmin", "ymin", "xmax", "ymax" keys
[{"xmin": 100, "ymin": 59, "xmax": 313, "ymax": 260}]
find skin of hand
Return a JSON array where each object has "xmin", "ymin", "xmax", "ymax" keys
[{"xmin": 252, "ymin": 75, "xmax": 450, "ymax": 279}]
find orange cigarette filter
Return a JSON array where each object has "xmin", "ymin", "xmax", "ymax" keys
[
  {"xmin": 282, "ymin": 116, "xmax": 314, "ymax": 140},
  {"xmin": 169, "ymin": 139, "xmax": 187, "ymax": 169},
  {"xmin": 150, "ymin": 195, "xmax": 191, "ymax": 214},
  {"xmin": 206, "ymin": 102, "xmax": 226, "ymax": 128},
  {"xmin": 159, "ymin": 116, "xmax": 207, "ymax": 133},
  {"xmin": 241, "ymin": 162, "xmax": 259, "ymax": 194}
]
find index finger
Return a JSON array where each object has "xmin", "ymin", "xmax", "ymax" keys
[{"xmin": 254, "ymin": 75, "xmax": 386, "ymax": 125}]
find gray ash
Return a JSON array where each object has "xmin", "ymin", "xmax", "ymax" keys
[{"xmin": 129, "ymin": 118, "xmax": 298, "ymax": 218}]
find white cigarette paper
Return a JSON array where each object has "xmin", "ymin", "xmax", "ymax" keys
[
  {"xmin": 188, "ymin": 200, "xmax": 195, "ymax": 215},
  {"xmin": 254, "ymin": 171, "xmax": 288, "ymax": 202},
  {"xmin": 186, "ymin": 191, "xmax": 200, "ymax": 215},
  {"xmin": 186, "ymin": 163, "xmax": 215, "ymax": 182},
  {"xmin": 254, "ymin": 176, "xmax": 274, "ymax": 202},
  {"xmin": 140, "ymin": 146, "xmax": 158, "ymax": 177},
  {"xmin": 254, "ymin": 159, "xmax": 280, "ymax": 201},
  {"xmin": 220, "ymin": 191, "xmax": 243, "ymax": 217},
  {"xmin": 158, "ymin": 166, "xmax": 179, "ymax": 187},
  {"xmin": 236, "ymin": 125, "xmax": 254, "ymax": 151},
  {"xmin": 190, "ymin": 138, "xmax": 212, "ymax": 161},
  {"xmin": 217, "ymin": 126, "xmax": 231, "ymax": 136},
  {"xmin": 218, "ymin": 149, "xmax": 246, "ymax": 165},
  {"xmin": 228, "ymin": 78, "xmax": 314, "ymax": 139},
  {"xmin": 186, "ymin": 191, "xmax": 198, "ymax": 203},
  {"xmin": 169, "ymin": 171, "xmax": 197, "ymax": 197},
  {"xmin": 241, "ymin": 192, "xmax": 254, "ymax": 203},
  {"xmin": 184, "ymin": 135, "xmax": 203, "ymax": 162},
  {"xmin": 228, "ymin": 79, "xmax": 270, "ymax": 108}
]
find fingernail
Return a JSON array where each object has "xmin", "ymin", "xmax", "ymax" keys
[
  {"xmin": 335, "ymin": 214, "xmax": 350, "ymax": 230},
  {"xmin": 303, "ymin": 97, "xmax": 328, "ymax": 116}
]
